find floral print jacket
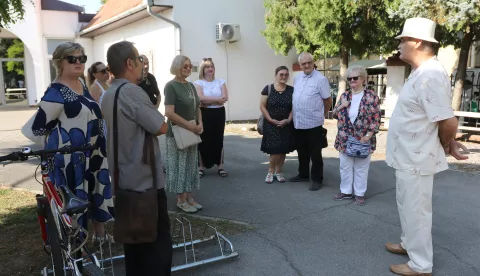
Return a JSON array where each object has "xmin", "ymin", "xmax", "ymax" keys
[{"xmin": 333, "ymin": 89, "xmax": 381, "ymax": 153}]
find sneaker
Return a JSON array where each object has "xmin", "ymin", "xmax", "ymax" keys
[
  {"xmin": 265, "ymin": 172, "xmax": 274, "ymax": 184},
  {"xmin": 188, "ymin": 200, "xmax": 203, "ymax": 210},
  {"xmin": 332, "ymin": 193, "xmax": 353, "ymax": 201},
  {"xmin": 355, "ymin": 196, "xmax": 366, "ymax": 206},
  {"xmin": 275, "ymin": 173, "xmax": 286, "ymax": 183},
  {"xmin": 177, "ymin": 202, "xmax": 197, "ymax": 213}
]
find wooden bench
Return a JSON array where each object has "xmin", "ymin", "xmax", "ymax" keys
[{"xmin": 454, "ymin": 111, "xmax": 480, "ymax": 132}]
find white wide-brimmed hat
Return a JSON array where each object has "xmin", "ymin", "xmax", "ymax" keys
[{"xmin": 395, "ymin": 17, "xmax": 439, "ymax": 43}]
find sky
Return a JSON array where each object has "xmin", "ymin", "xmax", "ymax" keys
[{"xmin": 62, "ymin": 0, "xmax": 102, "ymax": 14}]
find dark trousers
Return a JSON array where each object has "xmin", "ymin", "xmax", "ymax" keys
[
  {"xmin": 295, "ymin": 126, "xmax": 326, "ymax": 183},
  {"xmin": 124, "ymin": 189, "xmax": 172, "ymax": 276}
]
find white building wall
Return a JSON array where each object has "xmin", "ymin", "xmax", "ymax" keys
[
  {"xmin": 91, "ymin": 11, "xmax": 175, "ymax": 114},
  {"xmin": 42, "ymin": 10, "xmax": 81, "ymax": 38},
  {"xmin": 384, "ymin": 66, "xmax": 407, "ymax": 124},
  {"xmin": 155, "ymin": 0, "xmax": 298, "ymax": 120},
  {"xmin": 5, "ymin": 0, "xmax": 46, "ymax": 105}
]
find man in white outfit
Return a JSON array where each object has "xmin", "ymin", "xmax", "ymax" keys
[{"xmin": 385, "ymin": 18, "xmax": 469, "ymax": 276}]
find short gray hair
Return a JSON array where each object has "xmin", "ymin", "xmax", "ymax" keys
[
  {"xmin": 421, "ymin": 41, "xmax": 438, "ymax": 55},
  {"xmin": 107, "ymin": 41, "xmax": 137, "ymax": 76},
  {"xmin": 52, "ymin": 42, "xmax": 85, "ymax": 78},
  {"xmin": 346, "ymin": 65, "xmax": 368, "ymax": 80},
  {"xmin": 298, "ymin": 52, "xmax": 314, "ymax": 63},
  {"xmin": 170, "ymin": 55, "xmax": 190, "ymax": 76}
]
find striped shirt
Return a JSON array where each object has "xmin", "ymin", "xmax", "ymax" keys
[{"xmin": 292, "ymin": 70, "xmax": 331, "ymax": 129}]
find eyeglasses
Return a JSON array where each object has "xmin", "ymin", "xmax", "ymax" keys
[
  {"xmin": 64, "ymin": 55, "xmax": 87, "ymax": 64},
  {"xmin": 279, "ymin": 73, "xmax": 289, "ymax": 77},
  {"xmin": 202, "ymin": 58, "xmax": 212, "ymax": 61},
  {"xmin": 127, "ymin": 56, "xmax": 144, "ymax": 63},
  {"xmin": 347, "ymin": 76, "xmax": 359, "ymax": 81},
  {"xmin": 183, "ymin": 64, "xmax": 192, "ymax": 70}
]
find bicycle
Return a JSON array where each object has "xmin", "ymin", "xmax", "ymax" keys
[{"xmin": 0, "ymin": 145, "xmax": 109, "ymax": 276}]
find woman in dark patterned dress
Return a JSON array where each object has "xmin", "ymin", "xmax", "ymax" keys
[
  {"xmin": 260, "ymin": 66, "xmax": 295, "ymax": 184},
  {"xmin": 25, "ymin": 42, "xmax": 114, "ymax": 243}
]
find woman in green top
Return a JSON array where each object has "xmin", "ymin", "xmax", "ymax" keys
[{"xmin": 164, "ymin": 55, "xmax": 204, "ymax": 213}]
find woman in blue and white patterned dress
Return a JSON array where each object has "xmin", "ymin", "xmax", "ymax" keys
[{"xmin": 27, "ymin": 42, "xmax": 114, "ymax": 243}]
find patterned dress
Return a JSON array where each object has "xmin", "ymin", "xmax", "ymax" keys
[
  {"xmin": 333, "ymin": 89, "xmax": 381, "ymax": 153},
  {"xmin": 31, "ymin": 82, "xmax": 114, "ymax": 227},
  {"xmin": 260, "ymin": 84, "xmax": 295, "ymax": 154}
]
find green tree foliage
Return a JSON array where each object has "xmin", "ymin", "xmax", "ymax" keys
[
  {"xmin": 6, "ymin": 39, "xmax": 25, "ymax": 75},
  {"xmin": 0, "ymin": 0, "xmax": 34, "ymax": 28},
  {"xmin": 262, "ymin": 0, "xmax": 402, "ymax": 95},
  {"xmin": 100, "ymin": 0, "xmax": 108, "ymax": 4},
  {"xmin": 389, "ymin": 0, "xmax": 480, "ymax": 111}
]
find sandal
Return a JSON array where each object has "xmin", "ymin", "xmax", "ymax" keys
[
  {"xmin": 333, "ymin": 193, "xmax": 353, "ymax": 201},
  {"xmin": 188, "ymin": 200, "xmax": 203, "ymax": 210},
  {"xmin": 274, "ymin": 173, "xmax": 286, "ymax": 183},
  {"xmin": 265, "ymin": 172, "xmax": 274, "ymax": 184},
  {"xmin": 217, "ymin": 169, "xmax": 227, "ymax": 177},
  {"xmin": 199, "ymin": 169, "xmax": 204, "ymax": 178}
]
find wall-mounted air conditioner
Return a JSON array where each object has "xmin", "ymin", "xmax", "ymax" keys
[{"xmin": 216, "ymin": 23, "xmax": 241, "ymax": 43}]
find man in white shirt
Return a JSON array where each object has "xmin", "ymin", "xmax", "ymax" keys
[
  {"xmin": 385, "ymin": 18, "xmax": 468, "ymax": 276},
  {"xmin": 290, "ymin": 52, "xmax": 332, "ymax": 191}
]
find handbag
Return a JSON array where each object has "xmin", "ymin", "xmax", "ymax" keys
[
  {"xmin": 345, "ymin": 135, "xmax": 370, "ymax": 158},
  {"xmin": 112, "ymin": 83, "xmax": 159, "ymax": 244},
  {"xmin": 170, "ymin": 83, "xmax": 202, "ymax": 149},
  {"xmin": 257, "ymin": 84, "xmax": 272, "ymax": 135}
]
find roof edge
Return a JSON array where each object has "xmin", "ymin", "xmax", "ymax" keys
[{"xmin": 79, "ymin": 3, "xmax": 148, "ymax": 36}]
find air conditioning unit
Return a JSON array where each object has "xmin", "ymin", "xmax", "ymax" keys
[{"xmin": 216, "ymin": 23, "xmax": 241, "ymax": 43}]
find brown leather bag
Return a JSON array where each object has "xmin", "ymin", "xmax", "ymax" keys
[{"xmin": 112, "ymin": 83, "xmax": 159, "ymax": 244}]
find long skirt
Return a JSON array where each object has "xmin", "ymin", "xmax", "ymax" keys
[
  {"xmin": 165, "ymin": 136, "xmax": 200, "ymax": 194},
  {"xmin": 198, "ymin": 107, "xmax": 226, "ymax": 169}
]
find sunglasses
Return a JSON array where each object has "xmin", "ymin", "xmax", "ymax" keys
[
  {"xmin": 202, "ymin": 58, "xmax": 212, "ymax": 61},
  {"xmin": 183, "ymin": 64, "xmax": 192, "ymax": 70},
  {"xmin": 64, "ymin": 55, "xmax": 87, "ymax": 64},
  {"xmin": 97, "ymin": 69, "xmax": 107, "ymax": 74},
  {"xmin": 347, "ymin": 76, "xmax": 359, "ymax": 81}
]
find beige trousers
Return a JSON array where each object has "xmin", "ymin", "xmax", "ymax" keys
[{"xmin": 396, "ymin": 170, "xmax": 434, "ymax": 274}]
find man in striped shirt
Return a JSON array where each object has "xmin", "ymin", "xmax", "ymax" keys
[{"xmin": 290, "ymin": 52, "xmax": 332, "ymax": 191}]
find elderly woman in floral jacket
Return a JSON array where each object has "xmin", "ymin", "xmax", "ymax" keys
[{"xmin": 332, "ymin": 65, "xmax": 381, "ymax": 205}]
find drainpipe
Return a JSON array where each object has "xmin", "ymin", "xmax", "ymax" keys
[{"xmin": 146, "ymin": 0, "xmax": 182, "ymax": 55}]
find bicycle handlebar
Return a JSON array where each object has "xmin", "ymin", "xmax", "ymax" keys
[{"xmin": 0, "ymin": 145, "xmax": 96, "ymax": 163}]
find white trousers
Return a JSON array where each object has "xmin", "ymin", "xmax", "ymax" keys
[
  {"xmin": 339, "ymin": 152, "xmax": 371, "ymax": 196},
  {"xmin": 396, "ymin": 170, "xmax": 434, "ymax": 273}
]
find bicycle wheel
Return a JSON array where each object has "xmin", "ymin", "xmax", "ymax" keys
[
  {"xmin": 82, "ymin": 263, "xmax": 104, "ymax": 276},
  {"xmin": 46, "ymin": 206, "xmax": 67, "ymax": 276}
]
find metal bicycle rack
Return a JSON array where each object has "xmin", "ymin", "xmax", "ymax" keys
[{"xmin": 41, "ymin": 215, "xmax": 240, "ymax": 275}]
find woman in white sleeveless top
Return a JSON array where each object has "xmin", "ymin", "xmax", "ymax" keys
[
  {"xmin": 87, "ymin": 62, "xmax": 109, "ymax": 104},
  {"xmin": 193, "ymin": 58, "xmax": 229, "ymax": 178}
]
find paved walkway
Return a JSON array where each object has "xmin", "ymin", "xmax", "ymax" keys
[{"xmin": 0, "ymin": 110, "xmax": 479, "ymax": 276}]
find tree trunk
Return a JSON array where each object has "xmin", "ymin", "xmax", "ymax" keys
[
  {"xmin": 452, "ymin": 28, "xmax": 475, "ymax": 111},
  {"xmin": 336, "ymin": 45, "xmax": 349, "ymax": 100}
]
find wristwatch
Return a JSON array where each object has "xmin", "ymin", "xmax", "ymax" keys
[{"xmin": 365, "ymin": 133, "xmax": 370, "ymax": 137}]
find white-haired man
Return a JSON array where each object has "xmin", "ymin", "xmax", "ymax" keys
[
  {"xmin": 290, "ymin": 52, "xmax": 332, "ymax": 191},
  {"xmin": 385, "ymin": 18, "xmax": 468, "ymax": 276}
]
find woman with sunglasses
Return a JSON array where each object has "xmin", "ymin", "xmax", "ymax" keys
[
  {"xmin": 193, "ymin": 58, "xmax": 228, "ymax": 178},
  {"xmin": 164, "ymin": 55, "xmax": 203, "ymax": 213},
  {"xmin": 23, "ymin": 42, "xmax": 114, "ymax": 243},
  {"xmin": 260, "ymin": 66, "xmax": 295, "ymax": 183},
  {"xmin": 331, "ymin": 65, "xmax": 381, "ymax": 205},
  {"xmin": 87, "ymin": 61, "xmax": 110, "ymax": 104}
]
